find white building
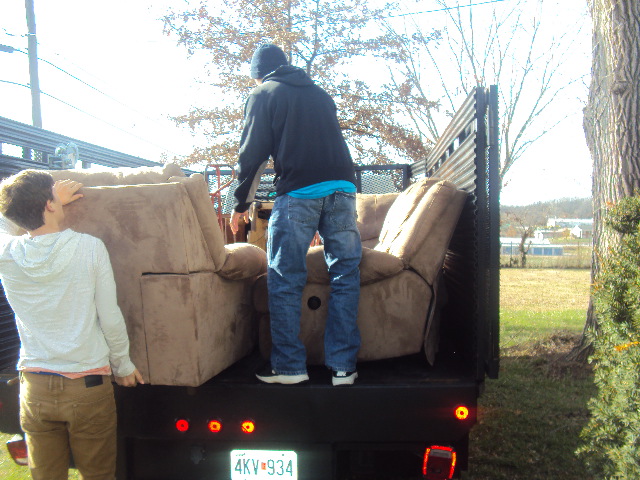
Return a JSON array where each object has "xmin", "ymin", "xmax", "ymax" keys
[{"xmin": 547, "ymin": 218, "xmax": 593, "ymax": 239}]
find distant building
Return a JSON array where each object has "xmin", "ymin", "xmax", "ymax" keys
[
  {"xmin": 547, "ymin": 218, "xmax": 593, "ymax": 239},
  {"xmin": 534, "ymin": 229, "xmax": 568, "ymax": 241},
  {"xmin": 500, "ymin": 237, "xmax": 564, "ymax": 256},
  {"xmin": 570, "ymin": 224, "xmax": 593, "ymax": 239}
]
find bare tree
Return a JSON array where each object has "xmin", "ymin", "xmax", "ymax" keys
[
  {"xmin": 568, "ymin": 0, "xmax": 640, "ymax": 362},
  {"xmin": 518, "ymin": 226, "xmax": 534, "ymax": 268},
  {"xmin": 502, "ymin": 211, "xmax": 537, "ymax": 267},
  {"xmin": 378, "ymin": 0, "xmax": 589, "ymax": 187}
]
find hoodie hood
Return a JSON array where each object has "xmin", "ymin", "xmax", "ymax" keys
[
  {"xmin": 1, "ymin": 229, "xmax": 81, "ymax": 281},
  {"xmin": 263, "ymin": 65, "xmax": 315, "ymax": 88}
]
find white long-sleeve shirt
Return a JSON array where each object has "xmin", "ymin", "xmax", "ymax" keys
[{"xmin": 0, "ymin": 227, "xmax": 135, "ymax": 377}]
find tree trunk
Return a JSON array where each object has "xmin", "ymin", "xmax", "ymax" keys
[
  {"xmin": 518, "ymin": 227, "xmax": 533, "ymax": 269},
  {"xmin": 568, "ymin": 0, "xmax": 640, "ymax": 362}
]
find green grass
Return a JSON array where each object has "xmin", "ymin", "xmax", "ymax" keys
[
  {"xmin": 463, "ymin": 354, "xmax": 595, "ymax": 479},
  {"xmin": 500, "ymin": 309, "xmax": 586, "ymax": 348},
  {"xmin": 501, "ymin": 254, "xmax": 591, "ymax": 269},
  {"xmin": 0, "ymin": 435, "xmax": 28, "ymax": 480},
  {"xmin": 0, "ymin": 435, "xmax": 79, "ymax": 479},
  {"xmin": 463, "ymin": 268, "xmax": 595, "ymax": 479}
]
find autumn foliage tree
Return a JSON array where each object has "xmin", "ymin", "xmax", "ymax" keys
[{"xmin": 162, "ymin": 0, "xmax": 438, "ymax": 167}]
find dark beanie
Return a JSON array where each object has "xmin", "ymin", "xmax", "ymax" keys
[{"xmin": 250, "ymin": 44, "xmax": 288, "ymax": 79}]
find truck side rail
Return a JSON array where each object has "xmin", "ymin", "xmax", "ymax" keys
[{"xmin": 411, "ymin": 86, "xmax": 500, "ymax": 380}]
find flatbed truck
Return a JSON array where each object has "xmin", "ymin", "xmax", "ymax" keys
[{"xmin": 0, "ymin": 85, "xmax": 499, "ymax": 479}]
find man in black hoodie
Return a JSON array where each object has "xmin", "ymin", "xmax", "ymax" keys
[{"xmin": 231, "ymin": 44, "xmax": 361, "ymax": 386}]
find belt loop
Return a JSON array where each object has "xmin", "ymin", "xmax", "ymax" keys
[{"xmin": 48, "ymin": 375, "xmax": 53, "ymax": 391}]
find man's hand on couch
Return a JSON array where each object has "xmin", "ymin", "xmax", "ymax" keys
[
  {"xmin": 230, "ymin": 210, "xmax": 249, "ymax": 235},
  {"xmin": 54, "ymin": 179, "xmax": 84, "ymax": 205}
]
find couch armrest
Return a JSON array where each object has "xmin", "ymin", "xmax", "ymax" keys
[
  {"xmin": 306, "ymin": 245, "xmax": 404, "ymax": 285},
  {"xmin": 218, "ymin": 243, "xmax": 267, "ymax": 281}
]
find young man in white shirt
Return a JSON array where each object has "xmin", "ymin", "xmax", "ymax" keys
[{"xmin": 0, "ymin": 170, "xmax": 142, "ymax": 480}]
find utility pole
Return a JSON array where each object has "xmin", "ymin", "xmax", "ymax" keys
[{"xmin": 25, "ymin": 0, "xmax": 42, "ymax": 128}]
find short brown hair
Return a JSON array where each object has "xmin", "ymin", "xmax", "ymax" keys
[{"xmin": 0, "ymin": 170, "xmax": 54, "ymax": 231}]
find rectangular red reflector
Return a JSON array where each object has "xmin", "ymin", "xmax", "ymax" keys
[
  {"xmin": 7, "ymin": 436, "xmax": 28, "ymax": 466},
  {"xmin": 423, "ymin": 445, "xmax": 456, "ymax": 480}
]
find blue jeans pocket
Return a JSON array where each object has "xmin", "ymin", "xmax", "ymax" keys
[
  {"xmin": 327, "ymin": 191, "xmax": 358, "ymax": 230},
  {"xmin": 285, "ymin": 195, "xmax": 322, "ymax": 225}
]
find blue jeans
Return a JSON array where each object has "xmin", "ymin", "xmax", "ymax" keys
[{"xmin": 267, "ymin": 191, "xmax": 362, "ymax": 374}]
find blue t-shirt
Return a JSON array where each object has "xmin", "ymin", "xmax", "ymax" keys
[{"xmin": 288, "ymin": 180, "xmax": 356, "ymax": 199}]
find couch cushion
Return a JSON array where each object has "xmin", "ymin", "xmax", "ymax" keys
[
  {"xmin": 168, "ymin": 174, "xmax": 228, "ymax": 271},
  {"xmin": 356, "ymin": 192, "xmax": 398, "ymax": 244},
  {"xmin": 375, "ymin": 178, "xmax": 467, "ymax": 285},
  {"xmin": 49, "ymin": 163, "xmax": 184, "ymax": 186},
  {"xmin": 306, "ymin": 245, "xmax": 404, "ymax": 285},
  {"xmin": 259, "ymin": 269, "xmax": 432, "ymax": 364}
]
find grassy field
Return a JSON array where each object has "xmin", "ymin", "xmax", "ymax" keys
[
  {"xmin": 0, "ymin": 268, "xmax": 594, "ymax": 479},
  {"xmin": 500, "ymin": 268, "xmax": 590, "ymax": 348},
  {"xmin": 464, "ymin": 267, "xmax": 595, "ymax": 479}
]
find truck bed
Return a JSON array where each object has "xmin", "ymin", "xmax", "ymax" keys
[{"xmin": 212, "ymin": 348, "xmax": 474, "ymax": 387}]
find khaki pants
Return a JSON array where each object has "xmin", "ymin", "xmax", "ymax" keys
[{"xmin": 19, "ymin": 372, "xmax": 117, "ymax": 480}]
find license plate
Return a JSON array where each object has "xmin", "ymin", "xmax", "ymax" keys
[{"xmin": 231, "ymin": 450, "xmax": 298, "ymax": 479}]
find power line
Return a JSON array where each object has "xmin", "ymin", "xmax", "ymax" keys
[
  {"xmin": 387, "ymin": 0, "xmax": 510, "ymax": 18},
  {"xmin": 0, "ymin": 79, "xmax": 30, "ymax": 89},
  {"xmin": 2, "ymin": 45, "xmax": 186, "ymax": 155},
  {"xmin": 165, "ymin": 0, "xmax": 510, "ymax": 41},
  {"xmin": 1, "ymin": 27, "xmax": 24, "ymax": 38},
  {"xmin": 0, "ymin": 79, "xmax": 183, "ymax": 156},
  {"xmin": 7, "ymin": 45, "xmax": 176, "ymax": 130}
]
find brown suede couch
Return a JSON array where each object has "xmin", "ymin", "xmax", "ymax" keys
[
  {"xmin": 256, "ymin": 177, "xmax": 467, "ymax": 365},
  {"xmin": 50, "ymin": 164, "xmax": 266, "ymax": 387}
]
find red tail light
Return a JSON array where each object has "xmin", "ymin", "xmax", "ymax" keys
[
  {"xmin": 423, "ymin": 445, "xmax": 456, "ymax": 480},
  {"xmin": 241, "ymin": 420, "xmax": 255, "ymax": 434},
  {"xmin": 208, "ymin": 419, "xmax": 222, "ymax": 433},
  {"xmin": 7, "ymin": 436, "xmax": 28, "ymax": 466},
  {"xmin": 454, "ymin": 405, "xmax": 470, "ymax": 420},
  {"xmin": 175, "ymin": 418, "xmax": 190, "ymax": 432}
]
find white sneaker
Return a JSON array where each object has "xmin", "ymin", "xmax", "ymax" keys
[
  {"xmin": 332, "ymin": 370, "xmax": 358, "ymax": 386},
  {"xmin": 256, "ymin": 364, "xmax": 309, "ymax": 385}
]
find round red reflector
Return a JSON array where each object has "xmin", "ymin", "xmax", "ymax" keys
[
  {"xmin": 241, "ymin": 420, "xmax": 255, "ymax": 434},
  {"xmin": 175, "ymin": 419, "xmax": 190, "ymax": 432},
  {"xmin": 208, "ymin": 420, "xmax": 222, "ymax": 433},
  {"xmin": 455, "ymin": 406, "xmax": 470, "ymax": 420}
]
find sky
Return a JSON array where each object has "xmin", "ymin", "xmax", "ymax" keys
[{"xmin": 0, "ymin": 0, "xmax": 592, "ymax": 206}]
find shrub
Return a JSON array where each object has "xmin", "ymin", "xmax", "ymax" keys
[{"xmin": 577, "ymin": 196, "xmax": 640, "ymax": 478}]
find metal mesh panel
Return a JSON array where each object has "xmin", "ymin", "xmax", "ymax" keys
[
  {"xmin": 358, "ymin": 169, "xmax": 405, "ymax": 194},
  {"xmin": 207, "ymin": 166, "xmax": 409, "ymax": 210},
  {"xmin": 219, "ymin": 179, "xmax": 238, "ymax": 215},
  {"xmin": 254, "ymin": 174, "xmax": 277, "ymax": 201},
  {"xmin": 207, "ymin": 170, "xmax": 277, "ymax": 215},
  {"xmin": 207, "ymin": 171, "xmax": 236, "ymax": 215}
]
